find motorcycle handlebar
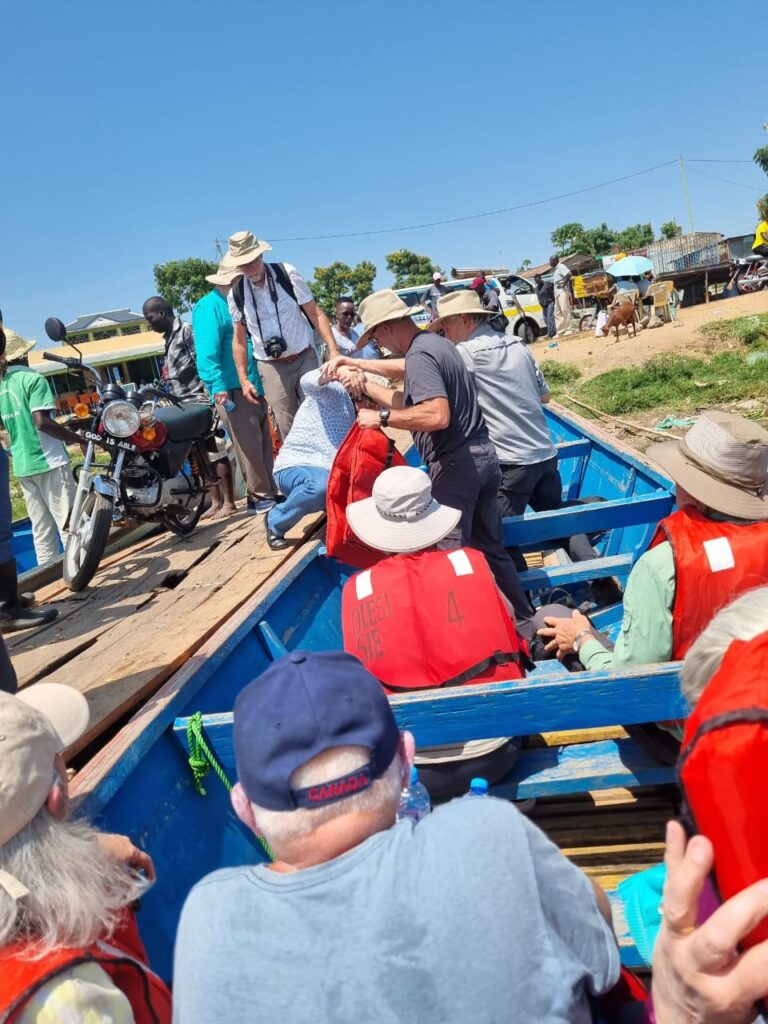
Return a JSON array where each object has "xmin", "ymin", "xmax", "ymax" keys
[{"xmin": 42, "ymin": 351, "xmax": 82, "ymax": 369}]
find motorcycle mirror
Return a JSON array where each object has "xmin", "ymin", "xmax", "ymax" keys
[{"xmin": 44, "ymin": 317, "xmax": 68, "ymax": 343}]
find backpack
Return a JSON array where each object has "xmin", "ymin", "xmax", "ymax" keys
[
  {"xmin": 231, "ymin": 263, "xmax": 314, "ymax": 329},
  {"xmin": 325, "ymin": 423, "xmax": 406, "ymax": 569},
  {"xmin": 678, "ymin": 630, "xmax": 768, "ymax": 951}
]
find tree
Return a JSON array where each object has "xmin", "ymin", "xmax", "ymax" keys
[
  {"xmin": 550, "ymin": 223, "xmax": 588, "ymax": 256},
  {"xmin": 153, "ymin": 258, "xmax": 218, "ymax": 313},
  {"xmin": 309, "ymin": 261, "xmax": 377, "ymax": 316},
  {"xmin": 517, "ymin": 258, "xmax": 532, "ymax": 272},
  {"xmin": 614, "ymin": 223, "xmax": 654, "ymax": 251},
  {"xmin": 385, "ymin": 249, "xmax": 441, "ymax": 289},
  {"xmin": 660, "ymin": 219, "xmax": 682, "ymax": 240},
  {"xmin": 754, "ymin": 146, "xmax": 768, "ymax": 177}
]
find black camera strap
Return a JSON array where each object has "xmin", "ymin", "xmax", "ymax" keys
[{"xmin": 247, "ymin": 266, "xmax": 286, "ymax": 348}]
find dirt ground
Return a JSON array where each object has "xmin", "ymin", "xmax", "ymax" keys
[{"xmin": 529, "ymin": 289, "xmax": 768, "ymax": 381}]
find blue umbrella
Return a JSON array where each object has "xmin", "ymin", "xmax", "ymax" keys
[{"xmin": 607, "ymin": 255, "xmax": 654, "ymax": 277}]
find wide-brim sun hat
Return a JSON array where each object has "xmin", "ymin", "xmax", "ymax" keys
[
  {"xmin": 428, "ymin": 289, "xmax": 494, "ymax": 332},
  {"xmin": 2, "ymin": 328, "xmax": 36, "ymax": 362},
  {"xmin": 357, "ymin": 289, "xmax": 423, "ymax": 345},
  {"xmin": 227, "ymin": 230, "xmax": 272, "ymax": 267},
  {"xmin": 647, "ymin": 410, "xmax": 768, "ymax": 520},
  {"xmin": 346, "ymin": 465, "xmax": 461, "ymax": 553},
  {"xmin": 205, "ymin": 256, "xmax": 243, "ymax": 286}
]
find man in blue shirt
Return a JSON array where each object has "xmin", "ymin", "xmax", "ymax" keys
[{"xmin": 193, "ymin": 262, "xmax": 278, "ymax": 516}]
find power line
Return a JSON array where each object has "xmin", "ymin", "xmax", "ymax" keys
[
  {"xmin": 687, "ymin": 158, "xmax": 757, "ymax": 164},
  {"xmin": 687, "ymin": 165, "xmax": 765, "ymax": 192},
  {"xmin": 268, "ymin": 159, "xmax": 678, "ymax": 242}
]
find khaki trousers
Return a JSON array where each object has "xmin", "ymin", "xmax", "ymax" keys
[
  {"xmin": 19, "ymin": 464, "xmax": 77, "ymax": 565},
  {"xmin": 555, "ymin": 289, "xmax": 573, "ymax": 334},
  {"xmin": 257, "ymin": 347, "xmax": 320, "ymax": 440},
  {"xmin": 218, "ymin": 391, "xmax": 276, "ymax": 499}
]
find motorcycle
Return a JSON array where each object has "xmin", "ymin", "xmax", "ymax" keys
[
  {"xmin": 44, "ymin": 317, "xmax": 218, "ymax": 592},
  {"xmin": 733, "ymin": 255, "xmax": 768, "ymax": 294}
]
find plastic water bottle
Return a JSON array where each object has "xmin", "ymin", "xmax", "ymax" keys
[
  {"xmin": 468, "ymin": 777, "xmax": 489, "ymax": 797},
  {"xmin": 222, "ymin": 393, "xmax": 236, "ymax": 413},
  {"xmin": 397, "ymin": 766, "xmax": 431, "ymax": 823}
]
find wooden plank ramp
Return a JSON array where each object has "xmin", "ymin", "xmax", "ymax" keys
[{"xmin": 9, "ymin": 502, "xmax": 324, "ymax": 757}]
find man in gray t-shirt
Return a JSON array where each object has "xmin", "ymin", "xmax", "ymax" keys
[{"xmin": 172, "ymin": 650, "xmax": 620, "ymax": 1024}]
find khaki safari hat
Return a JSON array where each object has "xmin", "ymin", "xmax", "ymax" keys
[
  {"xmin": 227, "ymin": 230, "xmax": 272, "ymax": 267},
  {"xmin": 357, "ymin": 289, "xmax": 423, "ymax": 345},
  {"xmin": 428, "ymin": 289, "xmax": 494, "ymax": 332},
  {"xmin": 347, "ymin": 465, "xmax": 461, "ymax": 554},
  {"xmin": 205, "ymin": 256, "xmax": 242, "ymax": 287},
  {"xmin": 0, "ymin": 684, "xmax": 89, "ymax": 862},
  {"xmin": 647, "ymin": 410, "xmax": 768, "ymax": 520},
  {"xmin": 2, "ymin": 328, "xmax": 36, "ymax": 362}
]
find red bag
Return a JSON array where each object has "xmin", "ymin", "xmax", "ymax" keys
[
  {"xmin": 679, "ymin": 630, "xmax": 768, "ymax": 950},
  {"xmin": 325, "ymin": 424, "xmax": 406, "ymax": 569}
]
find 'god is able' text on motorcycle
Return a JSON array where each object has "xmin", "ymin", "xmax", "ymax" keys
[{"xmin": 44, "ymin": 317, "xmax": 219, "ymax": 591}]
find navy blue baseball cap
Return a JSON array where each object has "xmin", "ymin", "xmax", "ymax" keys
[{"xmin": 233, "ymin": 650, "xmax": 401, "ymax": 812}]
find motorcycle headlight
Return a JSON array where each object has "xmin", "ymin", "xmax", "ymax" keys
[{"xmin": 102, "ymin": 400, "xmax": 141, "ymax": 438}]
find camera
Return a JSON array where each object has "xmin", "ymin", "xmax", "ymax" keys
[{"xmin": 264, "ymin": 335, "xmax": 288, "ymax": 359}]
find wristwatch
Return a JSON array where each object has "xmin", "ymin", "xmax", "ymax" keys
[
  {"xmin": 573, "ymin": 629, "xmax": 593, "ymax": 654},
  {"xmin": 379, "ymin": 409, "xmax": 391, "ymax": 427}
]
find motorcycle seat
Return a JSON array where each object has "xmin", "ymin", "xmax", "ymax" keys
[{"xmin": 155, "ymin": 404, "xmax": 213, "ymax": 442}]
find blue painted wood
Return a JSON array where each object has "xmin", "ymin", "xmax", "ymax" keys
[
  {"xmin": 11, "ymin": 518, "xmax": 41, "ymax": 574},
  {"xmin": 518, "ymin": 553, "xmax": 632, "ymax": 590},
  {"xmin": 555, "ymin": 439, "xmax": 592, "ymax": 459},
  {"xmin": 258, "ymin": 621, "xmax": 289, "ymax": 660},
  {"xmin": 504, "ymin": 492, "xmax": 673, "ymax": 547}
]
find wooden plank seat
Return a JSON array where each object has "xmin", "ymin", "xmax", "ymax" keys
[
  {"xmin": 503, "ymin": 492, "xmax": 673, "ymax": 548},
  {"xmin": 518, "ymin": 553, "xmax": 633, "ymax": 590}
]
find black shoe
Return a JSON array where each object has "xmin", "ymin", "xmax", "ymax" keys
[
  {"xmin": 266, "ymin": 532, "xmax": 289, "ymax": 551},
  {"xmin": 0, "ymin": 604, "xmax": 58, "ymax": 633}
]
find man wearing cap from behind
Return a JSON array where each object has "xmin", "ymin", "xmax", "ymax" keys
[
  {"xmin": 538, "ymin": 410, "xmax": 768, "ymax": 764},
  {"xmin": 423, "ymin": 270, "xmax": 448, "ymax": 320},
  {"xmin": 322, "ymin": 289, "xmax": 535, "ymax": 638},
  {"xmin": 341, "ymin": 465, "xmax": 529, "ymax": 798},
  {"xmin": 0, "ymin": 684, "xmax": 171, "ymax": 1022},
  {"xmin": 172, "ymin": 649, "xmax": 619, "ymax": 1023}
]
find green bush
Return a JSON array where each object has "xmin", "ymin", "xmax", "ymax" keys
[
  {"xmin": 700, "ymin": 313, "xmax": 768, "ymax": 347},
  {"xmin": 540, "ymin": 360, "xmax": 581, "ymax": 391}
]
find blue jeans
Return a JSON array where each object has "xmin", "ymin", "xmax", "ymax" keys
[
  {"xmin": 544, "ymin": 301, "xmax": 556, "ymax": 338},
  {"xmin": 268, "ymin": 466, "xmax": 330, "ymax": 537}
]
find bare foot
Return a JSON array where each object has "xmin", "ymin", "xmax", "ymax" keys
[
  {"xmin": 210, "ymin": 504, "xmax": 236, "ymax": 521},
  {"xmin": 202, "ymin": 502, "xmax": 222, "ymax": 520}
]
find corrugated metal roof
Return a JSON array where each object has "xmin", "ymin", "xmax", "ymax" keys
[{"xmin": 29, "ymin": 331, "xmax": 165, "ymax": 375}]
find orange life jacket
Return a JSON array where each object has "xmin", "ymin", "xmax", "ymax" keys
[
  {"xmin": 649, "ymin": 507, "xmax": 768, "ymax": 659},
  {"xmin": 325, "ymin": 423, "xmax": 407, "ymax": 570},
  {"xmin": 342, "ymin": 547, "xmax": 530, "ymax": 692},
  {"xmin": 0, "ymin": 908, "xmax": 172, "ymax": 1024}
]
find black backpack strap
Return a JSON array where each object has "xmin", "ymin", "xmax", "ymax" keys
[
  {"xmin": 269, "ymin": 263, "xmax": 314, "ymax": 329},
  {"xmin": 383, "ymin": 437, "xmax": 396, "ymax": 469},
  {"xmin": 232, "ymin": 276, "xmax": 246, "ymax": 319}
]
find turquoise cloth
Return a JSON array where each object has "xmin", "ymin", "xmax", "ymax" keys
[
  {"xmin": 192, "ymin": 289, "xmax": 262, "ymax": 397},
  {"xmin": 617, "ymin": 863, "xmax": 666, "ymax": 966}
]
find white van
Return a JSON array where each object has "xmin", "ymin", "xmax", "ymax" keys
[{"xmin": 394, "ymin": 275, "xmax": 546, "ymax": 342}]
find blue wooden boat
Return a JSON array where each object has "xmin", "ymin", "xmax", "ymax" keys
[
  {"xmin": 12, "ymin": 517, "xmax": 44, "ymax": 575},
  {"xmin": 72, "ymin": 404, "xmax": 682, "ymax": 979}
]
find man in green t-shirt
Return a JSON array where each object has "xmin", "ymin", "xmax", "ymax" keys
[{"xmin": 0, "ymin": 330, "xmax": 82, "ymax": 565}]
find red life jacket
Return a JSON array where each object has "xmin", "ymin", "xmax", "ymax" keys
[
  {"xmin": 0, "ymin": 908, "xmax": 171, "ymax": 1024},
  {"xmin": 341, "ymin": 547, "xmax": 530, "ymax": 692},
  {"xmin": 649, "ymin": 507, "xmax": 768, "ymax": 659},
  {"xmin": 325, "ymin": 423, "xmax": 406, "ymax": 570},
  {"xmin": 679, "ymin": 630, "xmax": 768, "ymax": 950}
]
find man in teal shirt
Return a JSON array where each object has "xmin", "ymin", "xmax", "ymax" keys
[{"xmin": 193, "ymin": 262, "xmax": 278, "ymax": 515}]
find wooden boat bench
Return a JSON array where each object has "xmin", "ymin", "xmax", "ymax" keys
[{"xmin": 173, "ymin": 661, "xmax": 687, "ymax": 804}]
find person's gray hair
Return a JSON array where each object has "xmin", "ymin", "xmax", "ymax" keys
[
  {"xmin": 681, "ymin": 586, "xmax": 768, "ymax": 707},
  {"xmin": 0, "ymin": 808, "xmax": 147, "ymax": 957},
  {"xmin": 252, "ymin": 745, "xmax": 404, "ymax": 848}
]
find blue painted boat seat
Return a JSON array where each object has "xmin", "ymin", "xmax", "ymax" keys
[
  {"xmin": 503, "ymin": 492, "xmax": 672, "ymax": 548},
  {"xmin": 518, "ymin": 554, "xmax": 632, "ymax": 590}
]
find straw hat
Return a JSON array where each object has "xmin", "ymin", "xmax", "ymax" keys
[
  {"xmin": 647, "ymin": 411, "xmax": 768, "ymax": 520},
  {"xmin": 428, "ymin": 289, "xmax": 494, "ymax": 332},
  {"xmin": 346, "ymin": 466, "xmax": 461, "ymax": 553},
  {"xmin": 205, "ymin": 256, "xmax": 243, "ymax": 287},
  {"xmin": 227, "ymin": 230, "xmax": 272, "ymax": 267},
  {"xmin": 357, "ymin": 289, "xmax": 422, "ymax": 345},
  {"xmin": 2, "ymin": 328, "xmax": 36, "ymax": 362}
]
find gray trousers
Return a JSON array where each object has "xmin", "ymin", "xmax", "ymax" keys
[
  {"xmin": 218, "ymin": 390, "xmax": 276, "ymax": 499},
  {"xmin": 257, "ymin": 347, "xmax": 320, "ymax": 440}
]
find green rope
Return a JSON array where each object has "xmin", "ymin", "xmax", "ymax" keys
[{"xmin": 186, "ymin": 712, "xmax": 274, "ymax": 862}]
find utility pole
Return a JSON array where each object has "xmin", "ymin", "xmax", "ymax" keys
[
  {"xmin": 213, "ymin": 238, "xmax": 224, "ymax": 258},
  {"xmin": 678, "ymin": 156, "xmax": 695, "ymax": 234}
]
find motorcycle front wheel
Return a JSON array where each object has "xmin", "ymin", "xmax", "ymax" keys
[
  {"xmin": 63, "ymin": 489, "xmax": 114, "ymax": 591},
  {"xmin": 157, "ymin": 472, "xmax": 206, "ymax": 537}
]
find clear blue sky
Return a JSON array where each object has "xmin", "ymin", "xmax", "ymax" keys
[{"xmin": 2, "ymin": 0, "xmax": 766, "ymax": 341}]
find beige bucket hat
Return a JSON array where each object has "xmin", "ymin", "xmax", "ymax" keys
[
  {"xmin": 227, "ymin": 230, "xmax": 272, "ymax": 267},
  {"xmin": 647, "ymin": 410, "xmax": 768, "ymax": 520},
  {"xmin": 2, "ymin": 329, "xmax": 36, "ymax": 362},
  {"xmin": 0, "ymin": 684, "xmax": 90, "ymax": 855},
  {"xmin": 346, "ymin": 466, "xmax": 461, "ymax": 553},
  {"xmin": 428, "ymin": 289, "xmax": 494, "ymax": 332},
  {"xmin": 205, "ymin": 256, "xmax": 243, "ymax": 287},
  {"xmin": 357, "ymin": 289, "xmax": 423, "ymax": 345}
]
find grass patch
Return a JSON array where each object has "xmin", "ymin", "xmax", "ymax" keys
[
  {"xmin": 569, "ymin": 351, "xmax": 768, "ymax": 416},
  {"xmin": 700, "ymin": 312, "xmax": 768, "ymax": 347},
  {"xmin": 540, "ymin": 360, "xmax": 581, "ymax": 395}
]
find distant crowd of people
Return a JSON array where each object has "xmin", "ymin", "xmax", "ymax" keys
[{"xmin": 2, "ymin": 226, "xmax": 768, "ymax": 1022}]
